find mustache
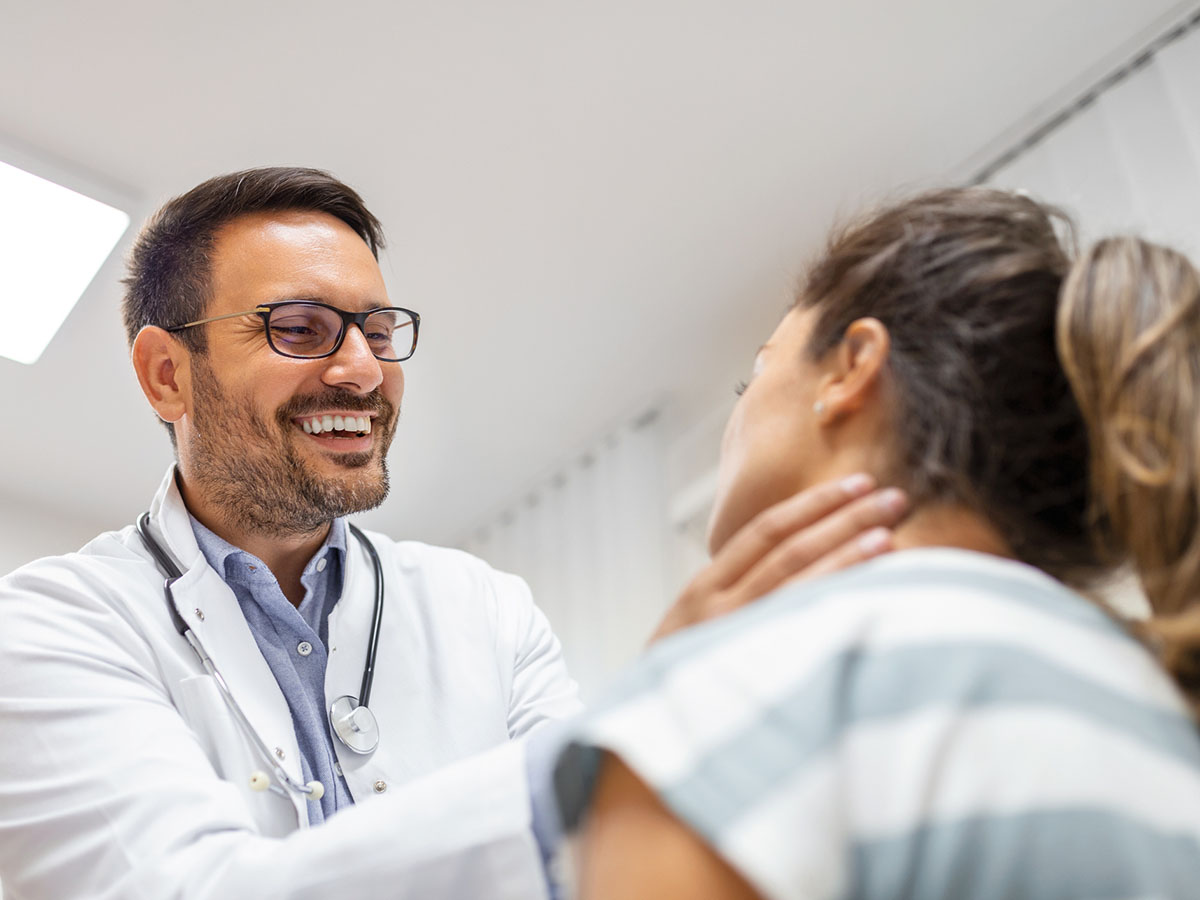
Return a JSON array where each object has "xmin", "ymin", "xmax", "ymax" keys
[{"xmin": 277, "ymin": 389, "xmax": 396, "ymax": 422}]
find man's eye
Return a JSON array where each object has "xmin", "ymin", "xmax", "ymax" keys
[{"xmin": 271, "ymin": 324, "xmax": 322, "ymax": 344}]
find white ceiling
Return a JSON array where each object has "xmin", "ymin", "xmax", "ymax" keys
[{"xmin": 0, "ymin": 0, "xmax": 1192, "ymax": 554}]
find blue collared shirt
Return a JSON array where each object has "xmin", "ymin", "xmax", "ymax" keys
[{"xmin": 189, "ymin": 515, "xmax": 354, "ymax": 823}]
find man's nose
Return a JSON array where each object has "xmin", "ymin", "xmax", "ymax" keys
[{"xmin": 322, "ymin": 324, "xmax": 385, "ymax": 394}]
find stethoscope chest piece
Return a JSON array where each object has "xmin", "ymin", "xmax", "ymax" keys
[{"xmin": 329, "ymin": 695, "xmax": 380, "ymax": 755}]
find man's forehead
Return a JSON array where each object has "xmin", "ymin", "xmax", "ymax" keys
[
  {"xmin": 212, "ymin": 209, "xmax": 371, "ymax": 258},
  {"xmin": 208, "ymin": 210, "xmax": 385, "ymax": 298},
  {"xmin": 204, "ymin": 213, "xmax": 386, "ymax": 319}
]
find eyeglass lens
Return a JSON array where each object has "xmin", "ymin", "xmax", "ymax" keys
[{"xmin": 266, "ymin": 304, "xmax": 415, "ymax": 361}]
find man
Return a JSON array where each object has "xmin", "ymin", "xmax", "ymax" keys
[{"xmin": 0, "ymin": 167, "xmax": 905, "ymax": 899}]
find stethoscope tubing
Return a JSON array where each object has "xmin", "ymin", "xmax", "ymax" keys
[
  {"xmin": 348, "ymin": 522, "xmax": 384, "ymax": 708},
  {"xmin": 136, "ymin": 512, "xmax": 385, "ymax": 801}
]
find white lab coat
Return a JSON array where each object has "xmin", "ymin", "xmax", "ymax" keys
[{"xmin": 0, "ymin": 467, "xmax": 582, "ymax": 900}]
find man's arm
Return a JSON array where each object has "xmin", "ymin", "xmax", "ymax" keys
[{"xmin": 500, "ymin": 567, "xmax": 585, "ymax": 737}]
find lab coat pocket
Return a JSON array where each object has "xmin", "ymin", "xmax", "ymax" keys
[{"xmin": 174, "ymin": 674, "xmax": 301, "ymax": 836}]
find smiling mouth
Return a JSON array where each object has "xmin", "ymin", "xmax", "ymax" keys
[{"xmin": 299, "ymin": 414, "xmax": 373, "ymax": 437}]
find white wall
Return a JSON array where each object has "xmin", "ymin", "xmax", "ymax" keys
[
  {"xmin": 984, "ymin": 23, "xmax": 1200, "ymax": 257},
  {"xmin": 449, "ymin": 390, "xmax": 742, "ymax": 699},
  {"xmin": 457, "ymin": 408, "xmax": 676, "ymax": 698},
  {"xmin": 0, "ymin": 490, "xmax": 111, "ymax": 576}
]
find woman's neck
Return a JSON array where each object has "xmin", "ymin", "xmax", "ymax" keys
[{"xmin": 890, "ymin": 502, "xmax": 1015, "ymax": 560}]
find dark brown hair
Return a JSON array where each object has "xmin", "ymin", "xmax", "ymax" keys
[
  {"xmin": 122, "ymin": 166, "xmax": 385, "ymax": 354},
  {"xmin": 799, "ymin": 188, "xmax": 1099, "ymax": 585},
  {"xmin": 798, "ymin": 186, "xmax": 1200, "ymax": 713}
]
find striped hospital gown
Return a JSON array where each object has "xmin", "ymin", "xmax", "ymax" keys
[{"xmin": 555, "ymin": 548, "xmax": 1200, "ymax": 899}]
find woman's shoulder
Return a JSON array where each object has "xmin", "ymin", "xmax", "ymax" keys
[
  {"xmin": 571, "ymin": 548, "xmax": 1198, "ymax": 832},
  {"xmin": 561, "ymin": 549, "xmax": 1200, "ymax": 899},
  {"xmin": 600, "ymin": 549, "xmax": 1163, "ymax": 716}
]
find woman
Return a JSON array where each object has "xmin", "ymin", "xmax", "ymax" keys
[{"xmin": 554, "ymin": 188, "xmax": 1200, "ymax": 898}]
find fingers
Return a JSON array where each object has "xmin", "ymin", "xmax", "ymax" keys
[
  {"xmin": 788, "ymin": 526, "xmax": 893, "ymax": 581},
  {"xmin": 727, "ymin": 487, "xmax": 908, "ymax": 608},
  {"xmin": 703, "ymin": 473, "xmax": 880, "ymax": 591}
]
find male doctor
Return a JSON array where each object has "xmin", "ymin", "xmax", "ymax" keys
[{"xmin": 0, "ymin": 167, "xmax": 905, "ymax": 899}]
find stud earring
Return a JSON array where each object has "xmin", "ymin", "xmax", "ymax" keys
[{"xmin": 813, "ymin": 400, "xmax": 825, "ymax": 416}]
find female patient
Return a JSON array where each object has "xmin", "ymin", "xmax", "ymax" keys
[{"xmin": 555, "ymin": 188, "xmax": 1200, "ymax": 898}]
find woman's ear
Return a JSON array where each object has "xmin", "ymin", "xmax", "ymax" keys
[
  {"xmin": 131, "ymin": 326, "xmax": 190, "ymax": 425},
  {"xmin": 815, "ymin": 317, "xmax": 890, "ymax": 423}
]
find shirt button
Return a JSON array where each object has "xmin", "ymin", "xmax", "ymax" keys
[
  {"xmin": 297, "ymin": 641, "xmax": 313, "ymax": 657},
  {"xmin": 316, "ymin": 557, "xmax": 328, "ymax": 573},
  {"xmin": 373, "ymin": 780, "xmax": 388, "ymax": 794},
  {"xmin": 334, "ymin": 762, "xmax": 343, "ymax": 776}
]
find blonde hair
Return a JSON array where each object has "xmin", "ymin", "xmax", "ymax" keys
[{"xmin": 1058, "ymin": 238, "xmax": 1200, "ymax": 712}]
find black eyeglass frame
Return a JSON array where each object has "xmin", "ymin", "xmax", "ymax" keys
[{"xmin": 165, "ymin": 300, "xmax": 421, "ymax": 362}]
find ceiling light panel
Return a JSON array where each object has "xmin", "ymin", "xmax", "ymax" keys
[{"xmin": 0, "ymin": 159, "xmax": 130, "ymax": 365}]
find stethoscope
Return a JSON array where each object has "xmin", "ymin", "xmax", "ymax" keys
[{"xmin": 136, "ymin": 512, "xmax": 385, "ymax": 803}]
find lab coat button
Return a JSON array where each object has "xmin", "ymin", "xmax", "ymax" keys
[
  {"xmin": 373, "ymin": 780, "xmax": 388, "ymax": 794},
  {"xmin": 297, "ymin": 641, "xmax": 313, "ymax": 657}
]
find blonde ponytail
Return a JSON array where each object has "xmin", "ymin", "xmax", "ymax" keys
[{"xmin": 1057, "ymin": 237, "xmax": 1200, "ymax": 711}]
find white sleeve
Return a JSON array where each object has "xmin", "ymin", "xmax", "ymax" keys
[
  {"xmin": 489, "ymin": 568, "xmax": 584, "ymax": 739},
  {"xmin": 0, "ymin": 562, "xmax": 549, "ymax": 900}
]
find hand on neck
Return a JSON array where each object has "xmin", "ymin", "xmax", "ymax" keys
[{"xmin": 814, "ymin": 452, "xmax": 1014, "ymax": 562}]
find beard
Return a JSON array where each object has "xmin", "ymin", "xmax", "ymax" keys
[{"xmin": 187, "ymin": 356, "xmax": 398, "ymax": 537}]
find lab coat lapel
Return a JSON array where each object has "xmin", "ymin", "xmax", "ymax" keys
[{"xmin": 149, "ymin": 467, "xmax": 305, "ymax": 788}]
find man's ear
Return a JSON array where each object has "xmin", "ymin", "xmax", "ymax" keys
[
  {"xmin": 131, "ymin": 326, "xmax": 191, "ymax": 425},
  {"xmin": 814, "ymin": 317, "xmax": 890, "ymax": 423}
]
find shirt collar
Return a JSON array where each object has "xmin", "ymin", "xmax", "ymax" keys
[{"xmin": 188, "ymin": 515, "xmax": 348, "ymax": 586}]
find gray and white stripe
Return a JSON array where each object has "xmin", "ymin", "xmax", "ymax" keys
[{"xmin": 560, "ymin": 548, "xmax": 1200, "ymax": 899}]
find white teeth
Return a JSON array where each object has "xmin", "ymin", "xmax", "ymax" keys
[{"xmin": 304, "ymin": 414, "xmax": 373, "ymax": 436}]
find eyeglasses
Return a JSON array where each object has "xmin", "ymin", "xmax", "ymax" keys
[{"xmin": 166, "ymin": 301, "xmax": 420, "ymax": 362}]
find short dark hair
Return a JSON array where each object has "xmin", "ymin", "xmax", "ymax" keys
[
  {"xmin": 798, "ymin": 188, "xmax": 1098, "ymax": 586},
  {"xmin": 122, "ymin": 166, "xmax": 385, "ymax": 353}
]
